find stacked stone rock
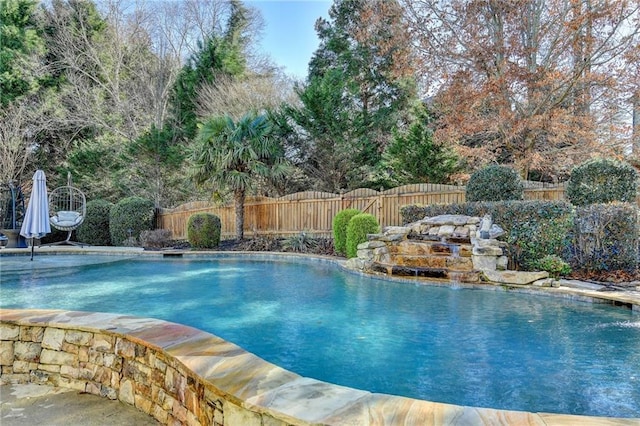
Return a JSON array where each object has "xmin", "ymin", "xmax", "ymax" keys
[
  {"xmin": 0, "ymin": 322, "xmax": 223, "ymax": 425},
  {"xmin": 347, "ymin": 215, "xmax": 509, "ymax": 282}
]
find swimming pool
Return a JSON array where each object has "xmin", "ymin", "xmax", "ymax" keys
[{"xmin": 1, "ymin": 254, "xmax": 639, "ymax": 418}]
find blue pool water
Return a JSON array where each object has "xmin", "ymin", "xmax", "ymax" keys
[{"xmin": 1, "ymin": 254, "xmax": 639, "ymax": 417}]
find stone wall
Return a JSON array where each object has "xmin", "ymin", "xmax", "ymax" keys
[
  {"xmin": 346, "ymin": 215, "xmax": 509, "ymax": 282},
  {"xmin": 0, "ymin": 321, "xmax": 223, "ymax": 425}
]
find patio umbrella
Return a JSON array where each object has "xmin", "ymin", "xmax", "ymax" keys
[{"xmin": 20, "ymin": 170, "xmax": 51, "ymax": 260}]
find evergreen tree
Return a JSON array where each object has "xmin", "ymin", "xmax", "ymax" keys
[
  {"xmin": 292, "ymin": 0, "xmax": 417, "ymax": 189},
  {"xmin": 169, "ymin": 0, "xmax": 250, "ymax": 141},
  {"xmin": 0, "ymin": 0, "xmax": 45, "ymax": 106},
  {"xmin": 285, "ymin": 69, "xmax": 357, "ymax": 192},
  {"xmin": 381, "ymin": 105, "xmax": 459, "ymax": 185}
]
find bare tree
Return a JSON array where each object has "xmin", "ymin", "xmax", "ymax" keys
[
  {"xmin": 197, "ymin": 71, "xmax": 298, "ymax": 120},
  {"xmin": 402, "ymin": 0, "xmax": 640, "ymax": 180}
]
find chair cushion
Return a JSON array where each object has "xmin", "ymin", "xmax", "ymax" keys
[{"xmin": 52, "ymin": 211, "xmax": 82, "ymax": 227}]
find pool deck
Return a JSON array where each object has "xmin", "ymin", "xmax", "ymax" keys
[{"xmin": 1, "ymin": 246, "xmax": 639, "ymax": 425}]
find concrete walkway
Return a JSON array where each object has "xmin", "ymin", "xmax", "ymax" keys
[{"xmin": 0, "ymin": 384, "xmax": 159, "ymax": 425}]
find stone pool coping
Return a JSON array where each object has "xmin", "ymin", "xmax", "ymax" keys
[{"xmin": 1, "ymin": 247, "xmax": 639, "ymax": 425}]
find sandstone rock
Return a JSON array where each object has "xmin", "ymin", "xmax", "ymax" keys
[
  {"xmin": 20, "ymin": 326, "xmax": 44, "ymax": 342},
  {"xmin": 383, "ymin": 226, "xmax": 411, "ymax": 235},
  {"xmin": 473, "ymin": 255, "xmax": 497, "ymax": 271},
  {"xmin": 424, "ymin": 214, "xmax": 472, "ymax": 226},
  {"xmin": 42, "ymin": 328, "xmax": 65, "ymax": 350},
  {"xmin": 378, "ymin": 233, "xmax": 405, "ymax": 242},
  {"xmin": 14, "ymin": 341, "xmax": 41, "ymax": 362},
  {"xmin": 397, "ymin": 241, "xmax": 432, "ymax": 255},
  {"xmin": 532, "ymin": 278, "xmax": 554, "ymax": 287},
  {"xmin": 473, "ymin": 246, "xmax": 503, "ymax": 256},
  {"xmin": 483, "ymin": 270, "xmax": 549, "ymax": 285},
  {"xmin": 357, "ymin": 249, "xmax": 374, "ymax": 261},
  {"xmin": 423, "ymin": 214, "xmax": 468, "ymax": 225},
  {"xmin": 446, "ymin": 256, "xmax": 474, "ymax": 271},
  {"xmin": 357, "ymin": 240, "xmax": 386, "ymax": 250},
  {"xmin": 489, "ymin": 224, "xmax": 505, "ymax": 239},
  {"xmin": 437, "ymin": 225, "xmax": 456, "ymax": 236},
  {"xmin": 472, "ymin": 238, "xmax": 502, "ymax": 248},
  {"xmin": 0, "ymin": 324, "xmax": 19, "ymax": 340},
  {"xmin": 119, "ymin": 378, "xmax": 136, "ymax": 405},
  {"xmin": 65, "ymin": 330, "xmax": 93, "ymax": 346},
  {"xmin": 497, "ymin": 256, "xmax": 508, "ymax": 270},
  {"xmin": 0, "ymin": 341, "xmax": 14, "ymax": 365},
  {"xmin": 452, "ymin": 226, "xmax": 469, "ymax": 238},
  {"xmin": 40, "ymin": 348, "xmax": 77, "ymax": 366}
]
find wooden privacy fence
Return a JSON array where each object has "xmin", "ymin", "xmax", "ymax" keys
[{"xmin": 157, "ymin": 182, "xmax": 567, "ymax": 240}]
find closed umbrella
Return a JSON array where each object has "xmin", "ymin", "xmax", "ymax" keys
[{"xmin": 20, "ymin": 170, "xmax": 51, "ymax": 260}]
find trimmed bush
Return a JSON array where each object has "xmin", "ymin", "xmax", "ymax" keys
[
  {"xmin": 535, "ymin": 255, "xmax": 571, "ymax": 279},
  {"xmin": 345, "ymin": 213, "xmax": 380, "ymax": 259},
  {"xmin": 566, "ymin": 158, "xmax": 638, "ymax": 206},
  {"xmin": 332, "ymin": 209, "xmax": 361, "ymax": 256},
  {"xmin": 109, "ymin": 197, "xmax": 155, "ymax": 246},
  {"xmin": 465, "ymin": 165, "xmax": 524, "ymax": 202},
  {"xmin": 571, "ymin": 203, "xmax": 638, "ymax": 272},
  {"xmin": 77, "ymin": 199, "xmax": 113, "ymax": 245},
  {"xmin": 187, "ymin": 213, "xmax": 221, "ymax": 249}
]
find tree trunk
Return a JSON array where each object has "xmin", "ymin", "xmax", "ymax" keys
[
  {"xmin": 234, "ymin": 189, "xmax": 245, "ymax": 240},
  {"xmin": 633, "ymin": 92, "xmax": 640, "ymax": 156}
]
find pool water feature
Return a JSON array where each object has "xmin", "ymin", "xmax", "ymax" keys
[{"xmin": 1, "ymin": 254, "xmax": 639, "ymax": 418}]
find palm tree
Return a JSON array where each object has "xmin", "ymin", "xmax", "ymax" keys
[{"xmin": 191, "ymin": 113, "xmax": 289, "ymax": 240}]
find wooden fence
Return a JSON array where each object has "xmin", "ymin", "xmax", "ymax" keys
[{"xmin": 157, "ymin": 182, "xmax": 567, "ymax": 240}]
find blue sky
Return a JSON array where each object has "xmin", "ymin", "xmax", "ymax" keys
[{"xmin": 247, "ymin": 0, "xmax": 332, "ymax": 78}]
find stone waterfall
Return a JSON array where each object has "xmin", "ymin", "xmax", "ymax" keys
[{"xmin": 345, "ymin": 214, "xmax": 547, "ymax": 284}]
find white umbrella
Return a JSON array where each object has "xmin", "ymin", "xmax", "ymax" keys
[{"xmin": 20, "ymin": 170, "xmax": 51, "ymax": 260}]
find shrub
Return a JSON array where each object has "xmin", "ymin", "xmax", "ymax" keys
[
  {"xmin": 283, "ymin": 232, "xmax": 318, "ymax": 253},
  {"xmin": 535, "ymin": 255, "xmax": 571, "ymax": 279},
  {"xmin": 311, "ymin": 238, "xmax": 335, "ymax": 256},
  {"xmin": 566, "ymin": 158, "xmax": 638, "ymax": 206},
  {"xmin": 109, "ymin": 197, "xmax": 155, "ymax": 246},
  {"xmin": 570, "ymin": 203, "xmax": 638, "ymax": 272},
  {"xmin": 77, "ymin": 199, "xmax": 113, "ymax": 245},
  {"xmin": 465, "ymin": 165, "xmax": 523, "ymax": 202},
  {"xmin": 187, "ymin": 213, "xmax": 221, "ymax": 249},
  {"xmin": 140, "ymin": 229, "xmax": 172, "ymax": 249},
  {"xmin": 345, "ymin": 213, "xmax": 380, "ymax": 259},
  {"xmin": 332, "ymin": 209, "xmax": 361, "ymax": 256}
]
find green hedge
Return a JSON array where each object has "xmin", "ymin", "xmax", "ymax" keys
[
  {"xmin": 332, "ymin": 209, "xmax": 361, "ymax": 256},
  {"xmin": 345, "ymin": 213, "xmax": 380, "ymax": 259},
  {"xmin": 571, "ymin": 203, "xmax": 638, "ymax": 272},
  {"xmin": 465, "ymin": 165, "xmax": 523, "ymax": 202},
  {"xmin": 77, "ymin": 199, "xmax": 113, "ymax": 245},
  {"xmin": 567, "ymin": 158, "xmax": 638, "ymax": 206},
  {"xmin": 109, "ymin": 197, "xmax": 155, "ymax": 246},
  {"xmin": 187, "ymin": 213, "xmax": 221, "ymax": 249}
]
